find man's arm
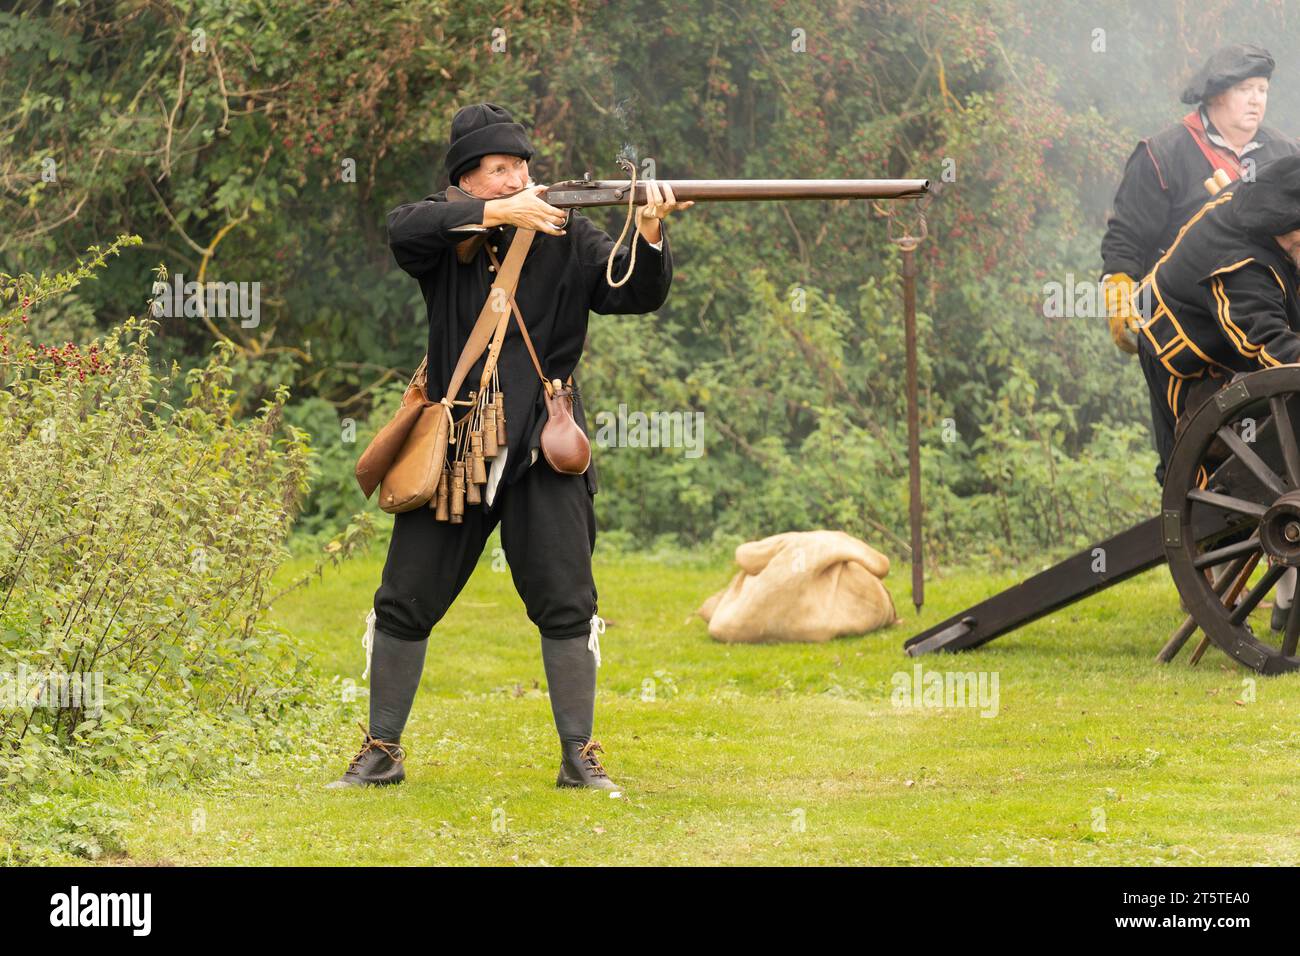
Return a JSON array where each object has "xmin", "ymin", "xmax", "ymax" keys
[
  {"xmin": 575, "ymin": 214, "xmax": 673, "ymax": 315},
  {"xmin": 1101, "ymin": 141, "xmax": 1173, "ymax": 281},
  {"xmin": 385, "ymin": 197, "xmax": 488, "ymax": 277},
  {"xmin": 1208, "ymin": 263, "xmax": 1300, "ymax": 367}
]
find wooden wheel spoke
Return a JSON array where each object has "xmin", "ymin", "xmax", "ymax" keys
[
  {"xmin": 1216, "ymin": 425, "xmax": 1287, "ymax": 498},
  {"xmin": 1270, "ymin": 395, "xmax": 1300, "ymax": 490},
  {"xmin": 1283, "ymin": 590, "xmax": 1300, "ymax": 657},
  {"xmin": 1193, "ymin": 534, "xmax": 1262, "ymax": 571},
  {"xmin": 1228, "ymin": 563, "xmax": 1287, "ymax": 625},
  {"xmin": 1186, "ymin": 487, "xmax": 1269, "ymax": 519},
  {"xmin": 1164, "ymin": 378, "xmax": 1300, "ymax": 673}
]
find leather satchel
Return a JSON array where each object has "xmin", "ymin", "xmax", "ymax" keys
[
  {"xmin": 354, "ymin": 356, "xmax": 431, "ymax": 501},
  {"xmin": 355, "ymin": 227, "xmax": 537, "ymax": 513}
]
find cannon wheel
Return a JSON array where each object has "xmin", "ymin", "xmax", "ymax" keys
[{"xmin": 1163, "ymin": 366, "xmax": 1300, "ymax": 674}]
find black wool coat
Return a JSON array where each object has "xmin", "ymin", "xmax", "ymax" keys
[
  {"xmin": 1101, "ymin": 121, "xmax": 1298, "ymax": 281},
  {"xmin": 385, "ymin": 191, "xmax": 673, "ymax": 495},
  {"xmin": 1138, "ymin": 186, "xmax": 1300, "ymax": 390}
]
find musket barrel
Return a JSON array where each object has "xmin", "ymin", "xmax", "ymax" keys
[
  {"xmin": 654, "ymin": 179, "xmax": 930, "ymax": 201},
  {"xmin": 542, "ymin": 178, "xmax": 930, "ymax": 207}
]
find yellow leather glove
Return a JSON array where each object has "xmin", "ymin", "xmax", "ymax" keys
[{"xmin": 1104, "ymin": 272, "xmax": 1139, "ymax": 354}]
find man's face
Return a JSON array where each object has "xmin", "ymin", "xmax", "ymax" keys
[
  {"xmin": 1209, "ymin": 77, "xmax": 1270, "ymax": 138},
  {"xmin": 459, "ymin": 154, "xmax": 531, "ymax": 198},
  {"xmin": 1276, "ymin": 229, "xmax": 1300, "ymax": 270}
]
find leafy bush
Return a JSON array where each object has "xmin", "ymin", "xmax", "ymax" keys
[
  {"xmin": 0, "ymin": 238, "xmax": 329, "ymax": 792},
  {"xmin": 584, "ymin": 261, "xmax": 1158, "ymax": 567}
]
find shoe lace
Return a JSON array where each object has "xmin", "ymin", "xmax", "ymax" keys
[
  {"xmin": 345, "ymin": 723, "xmax": 405, "ymax": 775},
  {"xmin": 578, "ymin": 739, "xmax": 609, "ymax": 779}
]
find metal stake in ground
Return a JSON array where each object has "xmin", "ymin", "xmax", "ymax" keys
[{"xmin": 876, "ymin": 200, "xmax": 931, "ymax": 612}]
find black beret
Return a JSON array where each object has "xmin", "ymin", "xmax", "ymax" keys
[{"xmin": 1181, "ymin": 44, "xmax": 1275, "ymax": 104}]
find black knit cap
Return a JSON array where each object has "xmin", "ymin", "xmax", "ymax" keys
[
  {"xmin": 443, "ymin": 103, "xmax": 534, "ymax": 186},
  {"xmin": 1230, "ymin": 154, "xmax": 1300, "ymax": 237},
  {"xmin": 1181, "ymin": 43, "xmax": 1275, "ymax": 105}
]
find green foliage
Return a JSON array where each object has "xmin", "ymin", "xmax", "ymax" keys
[
  {"xmin": 282, "ymin": 396, "xmax": 380, "ymax": 539},
  {"xmin": 0, "ymin": 240, "xmax": 329, "ymax": 796},
  {"xmin": 4, "ymin": 0, "xmax": 1299, "ymax": 562}
]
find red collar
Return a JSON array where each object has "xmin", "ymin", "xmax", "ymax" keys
[{"xmin": 1182, "ymin": 110, "xmax": 1244, "ymax": 179}]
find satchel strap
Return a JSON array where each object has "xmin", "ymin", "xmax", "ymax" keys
[
  {"xmin": 484, "ymin": 243, "xmax": 556, "ymax": 395},
  {"xmin": 408, "ymin": 354, "xmax": 429, "ymax": 393},
  {"xmin": 410, "ymin": 229, "xmax": 572, "ymax": 414},
  {"xmin": 477, "ymin": 265, "xmax": 516, "ymax": 394},
  {"xmin": 444, "ymin": 225, "xmax": 535, "ymax": 400}
]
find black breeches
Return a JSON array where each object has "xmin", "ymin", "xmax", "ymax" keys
[
  {"xmin": 1139, "ymin": 346, "xmax": 1233, "ymax": 490},
  {"xmin": 1139, "ymin": 346, "xmax": 1179, "ymax": 488},
  {"xmin": 373, "ymin": 461, "xmax": 597, "ymax": 642}
]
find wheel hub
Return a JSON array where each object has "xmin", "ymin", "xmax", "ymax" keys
[{"xmin": 1260, "ymin": 490, "xmax": 1300, "ymax": 565}]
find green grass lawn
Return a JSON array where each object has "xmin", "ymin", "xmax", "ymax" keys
[{"xmin": 76, "ymin": 533, "xmax": 1300, "ymax": 865}]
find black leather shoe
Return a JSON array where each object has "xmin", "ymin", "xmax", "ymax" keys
[
  {"xmin": 557, "ymin": 739, "xmax": 620, "ymax": 791},
  {"xmin": 325, "ymin": 727, "xmax": 406, "ymax": 789},
  {"xmin": 1273, "ymin": 603, "xmax": 1289, "ymax": 632}
]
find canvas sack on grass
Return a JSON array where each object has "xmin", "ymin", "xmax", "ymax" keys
[{"xmin": 697, "ymin": 530, "xmax": 899, "ymax": 643}]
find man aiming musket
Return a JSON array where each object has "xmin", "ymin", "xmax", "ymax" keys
[{"xmin": 330, "ymin": 102, "xmax": 927, "ymax": 791}]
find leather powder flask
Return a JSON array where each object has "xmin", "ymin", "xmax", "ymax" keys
[
  {"xmin": 484, "ymin": 242, "xmax": 591, "ymax": 476},
  {"xmin": 541, "ymin": 377, "xmax": 591, "ymax": 475}
]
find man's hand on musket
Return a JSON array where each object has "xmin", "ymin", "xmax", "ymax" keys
[
  {"xmin": 481, "ymin": 184, "xmax": 569, "ymax": 237},
  {"xmin": 636, "ymin": 181, "xmax": 694, "ymax": 244}
]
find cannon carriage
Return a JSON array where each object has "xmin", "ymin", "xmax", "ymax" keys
[{"xmin": 907, "ymin": 365, "xmax": 1300, "ymax": 675}]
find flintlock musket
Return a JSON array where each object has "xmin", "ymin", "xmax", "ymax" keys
[{"xmin": 445, "ymin": 157, "xmax": 930, "ymax": 262}]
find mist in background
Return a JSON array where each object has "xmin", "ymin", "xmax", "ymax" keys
[{"xmin": 1003, "ymin": 0, "xmax": 1300, "ymax": 223}]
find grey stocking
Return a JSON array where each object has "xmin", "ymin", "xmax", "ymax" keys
[
  {"xmin": 367, "ymin": 629, "xmax": 428, "ymax": 744},
  {"xmin": 540, "ymin": 634, "xmax": 597, "ymax": 747}
]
